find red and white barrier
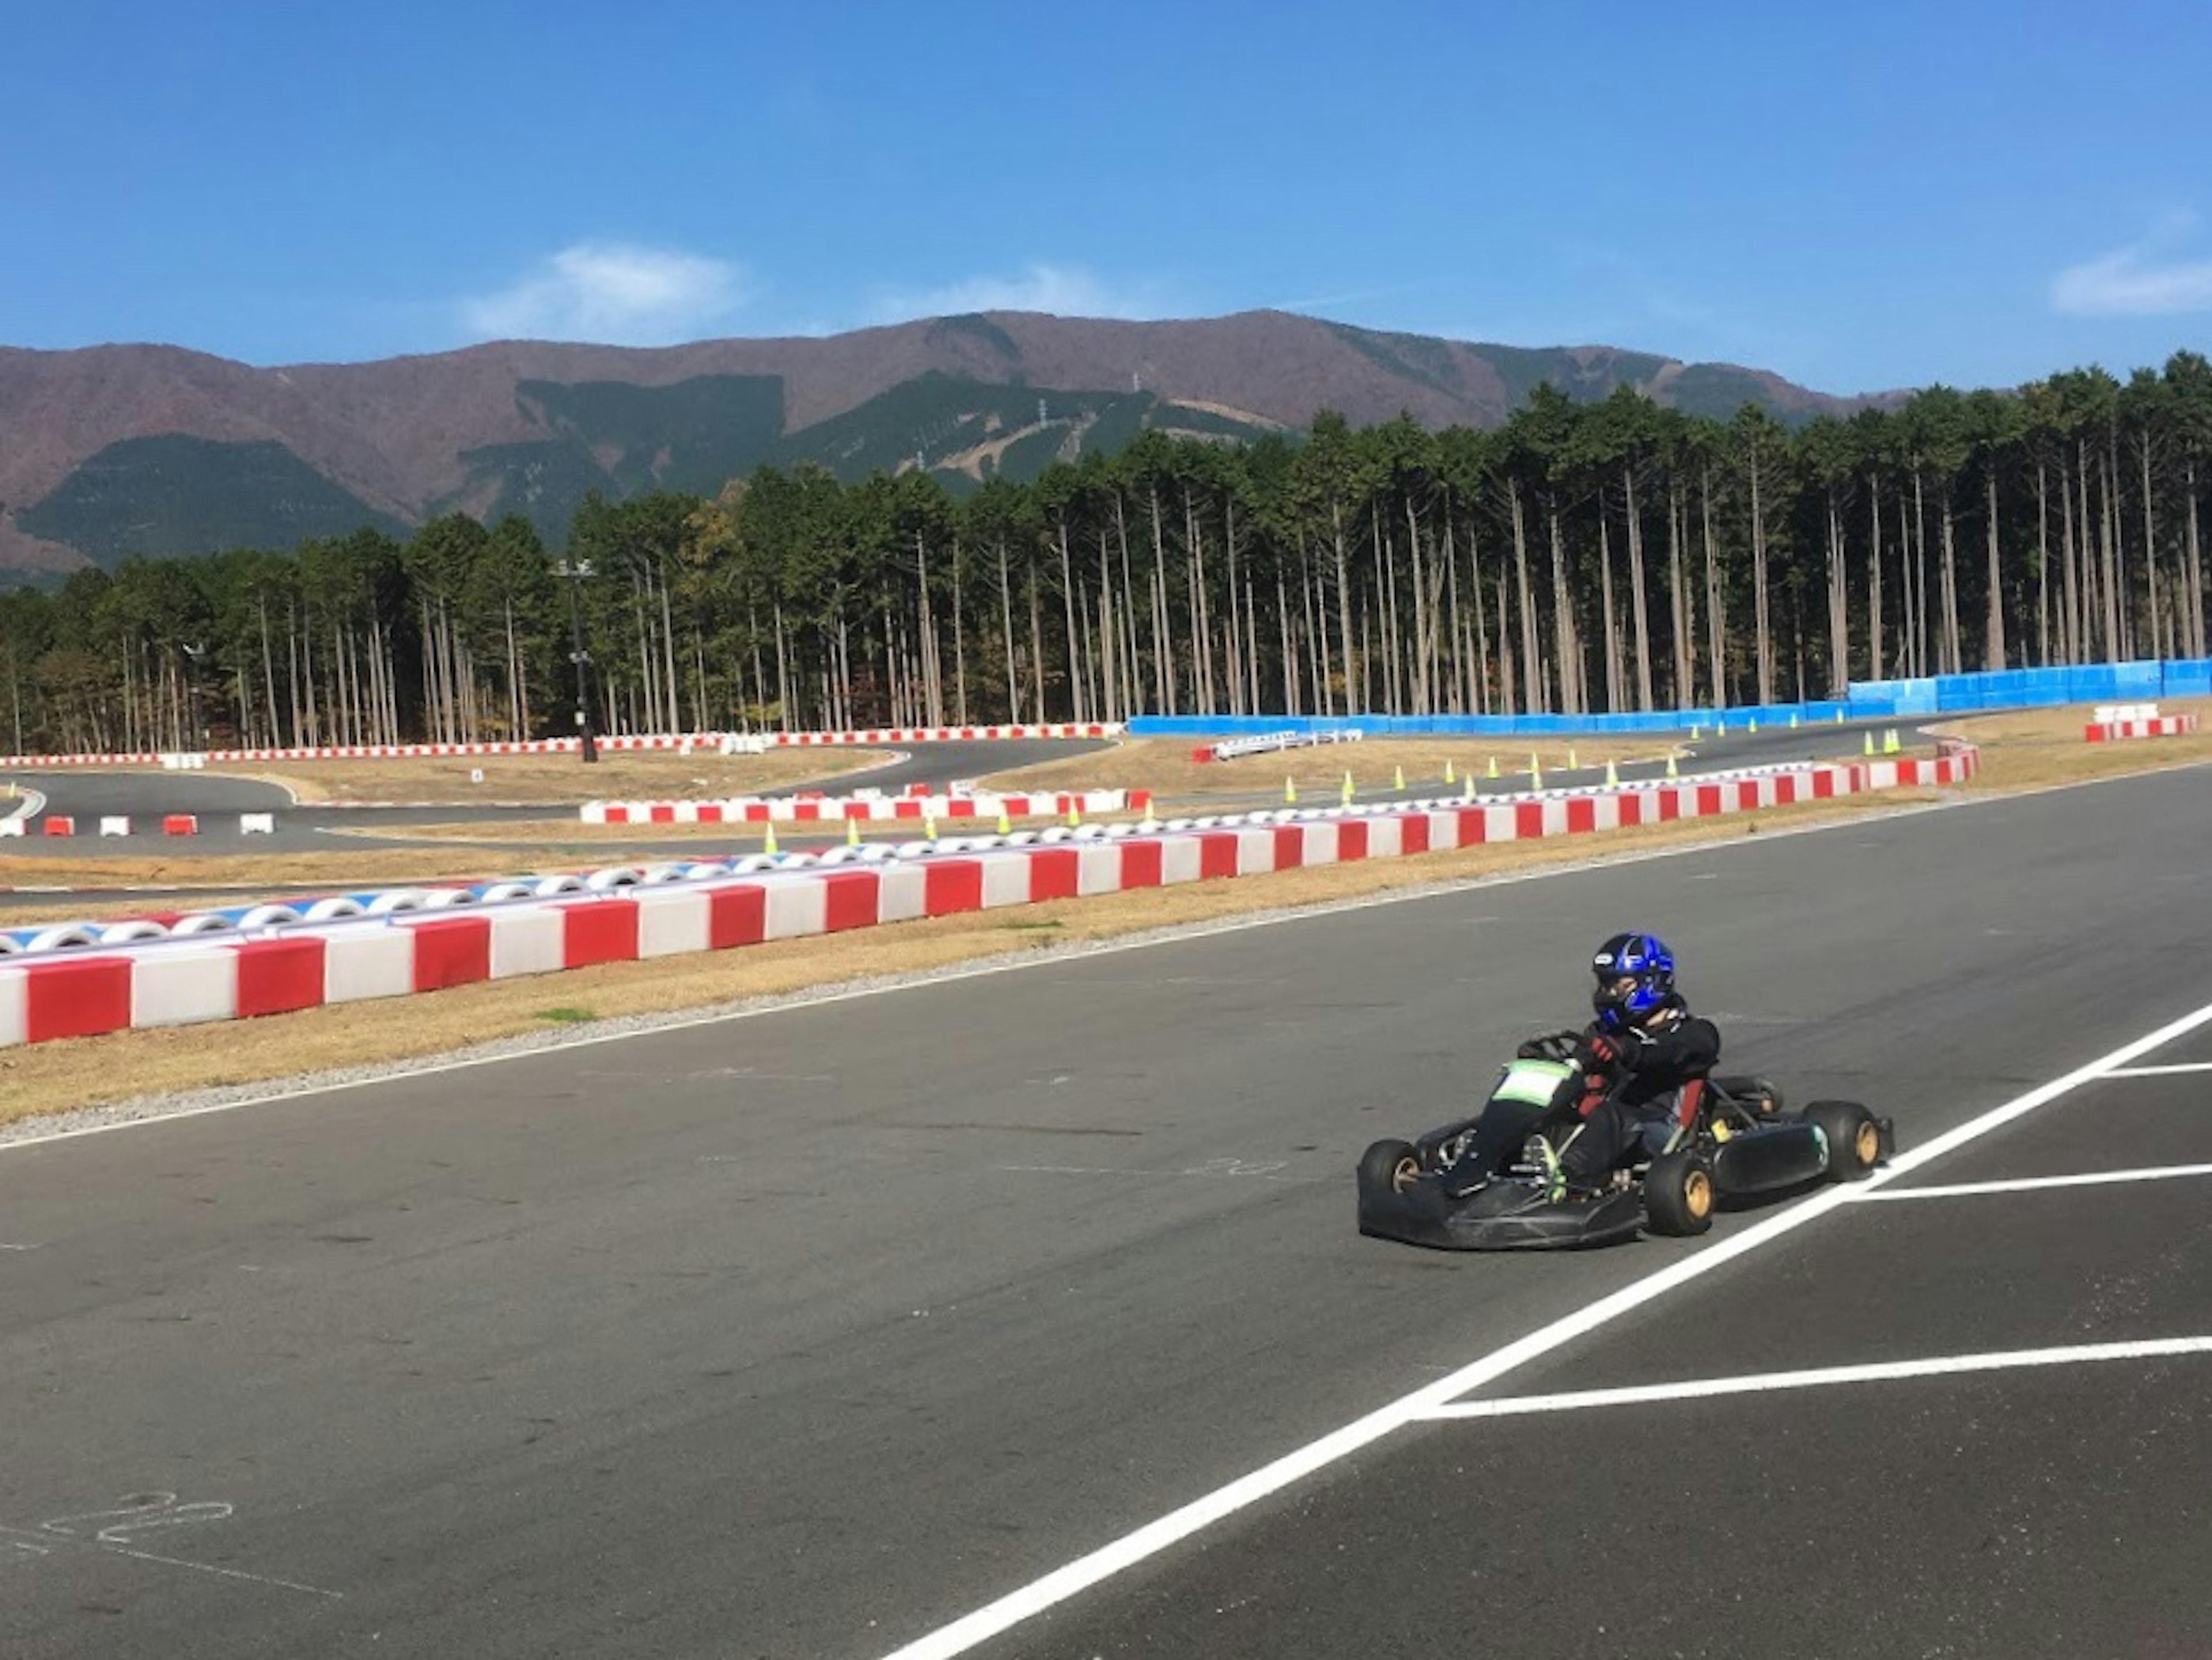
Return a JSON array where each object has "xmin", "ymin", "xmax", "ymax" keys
[
  {"xmin": 0, "ymin": 723, "xmax": 1122, "ymax": 770},
  {"xmin": 0, "ymin": 747, "xmax": 1978, "ymax": 1050},
  {"xmin": 580, "ymin": 789, "xmax": 1148, "ymax": 826},
  {"xmin": 2086, "ymin": 715, "xmax": 2196, "ymax": 741}
]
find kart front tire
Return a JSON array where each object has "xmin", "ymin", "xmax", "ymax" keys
[
  {"xmin": 1358, "ymin": 1138, "xmax": 1423, "ymax": 1195},
  {"xmin": 1644, "ymin": 1149, "xmax": 1715, "ymax": 1236},
  {"xmin": 1806, "ymin": 1101, "xmax": 1884, "ymax": 1180}
]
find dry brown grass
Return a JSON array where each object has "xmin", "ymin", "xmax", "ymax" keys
[
  {"xmin": 0, "ymin": 791, "xmax": 1930, "ymax": 1124},
  {"xmin": 980, "ymin": 735, "xmax": 1676, "ymax": 799},
  {"xmin": 221, "ymin": 747, "xmax": 893, "ymax": 805},
  {"xmin": 1940, "ymin": 700, "xmax": 2212, "ymax": 791}
]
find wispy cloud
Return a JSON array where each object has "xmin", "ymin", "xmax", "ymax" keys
[
  {"xmin": 2052, "ymin": 218, "xmax": 2212, "ymax": 316},
  {"xmin": 460, "ymin": 242, "xmax": 750, "ymax": 345},
  {"xmin": 866, "ymin": 262, "xmax": 1163, "ymax": 324}
]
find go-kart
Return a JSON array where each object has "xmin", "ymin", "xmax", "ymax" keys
[{"xmin": 1356, "ymin": 1033, "xmax": 1895, "ymax": 1250}]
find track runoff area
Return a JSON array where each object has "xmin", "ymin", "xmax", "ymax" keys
[{"xmin": 2, "ymin": 765, "xmax": 2210, "ymax": 1659}]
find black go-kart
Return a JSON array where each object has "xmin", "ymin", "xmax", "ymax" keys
[{"xmin": 1357, "ymin": 1033, "xmax": 1895, "ymax": 1250}]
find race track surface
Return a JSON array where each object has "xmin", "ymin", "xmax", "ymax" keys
[{"xmin": 8, "ymin": 762, "xmax": 2206, "ymax": 1658}]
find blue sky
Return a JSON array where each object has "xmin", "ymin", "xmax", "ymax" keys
[{"xmin": 8, "ymin": 0, "xmax": 2209, "ymax": 394}]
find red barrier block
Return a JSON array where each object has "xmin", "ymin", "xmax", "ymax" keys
[
  {"xmin": 162, "ymin": 814, "xmax": 199, "ymax": 835},
  {"xmin": 1400, "ymin": 815, "xmax": 1431, "ymax": 854},
  {"xmin": 649, "ymin": 804, "xmax": 676, "ymax": 824},
  {"xmin": 1118, "ymin": 839, "xmax": 1163, "ymax": 888},
  {"xmin": 1616, "ymin": 794, "xmax": 1644, "ymax": 827},
  {"xmin": 708, "ymin": 885, "xmax": 767, "ymax": 947},
  {"xmin": 923, "ymin": 859, "xmax": 984, "ymax": 916},
  {"xmin": 24, "ymin": 956, "xmax": 132, "ymax": 1041},
  {"xmin": 1271, "ymin": 826, "xmax": 1305, "ymax": 869},
  {"xmin": 560, "ymin": 898, "xmax": 641, "ymax": 966},
  {"xmin": 234, "ymin": 936, "xmax": 328, "ymax": 1018},
  {"xmin": 820, "ymin": 870, "xmax": 882, "ymax": 933},
  {"xmin": 1812, "ymin": 770, "xmax": 1837, "ymax": 799},
  {"xmin": 1566, "ymin": 797, "xmax": 1596, "ymax": 834},
  {"xmin": 1339, "ymin": 819, "xmax": 1370, "ymax": 860},
  {"xmin": 42, "ymin": 816, "xmax": 74, "ymax": 837},
  {"xmin": 410, "ymin": 916, "xmax": 492, "ymax": 991},
  {"xmin": 1028, "ymin": 847, "xmax": 1081, "ymax": 901},
  {"xmin": 1514, "ymin": 802, "xmax": 1544, "ymax": 838},
  {"xmin": 1696, "ymin": 785, "xmax": 1722, "ymax": 815},
  {"xmin": 1196, "ymin": 833, "xmax": 1239, "ymax": 880}
]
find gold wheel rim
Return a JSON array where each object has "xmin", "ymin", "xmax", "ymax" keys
[
  {"xmin": 1391, "ymin": 1156, "xmax": 1421, "ymax": 1193},
  {"xmin": 1854, "ymin": 1121, "xmax": 1881, "ymax": 1167},
  {"xmin": 1685, "ymin": 1169, "xmax": 1713, "ymax": 1219}
]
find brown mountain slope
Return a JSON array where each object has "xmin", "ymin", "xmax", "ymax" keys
[{"xmin": 0, "ymin": 310, "xmax": 1888, "ymax": 578}]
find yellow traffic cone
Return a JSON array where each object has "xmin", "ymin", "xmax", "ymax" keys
[
  {"xmin": 764, "ymin": 820, "xmax": 780, "ymax": 857},
  {"xmin": 846, "ymin": 813, "xmax": 861, "ymax": 848},
  {"xmin": 1863, "ymin": 731, "xmax": 1875, "ymax": 756},
  {"xmin": 1341, "ymin": 770, "xmax": 1355, "ymax": 805},
  {"xmin": 1604, "ymin": 759, "xmax": 1619, "ymax": 786},
  {"xmin": 1665, "ymin": 753, "xmax": 1679, "ymax": 779},
  {"xmin": 925, "ymin": 812, "xmax": 939, "ymax": 842},
  {"xmin": 1487, "ymin": 754, "xmax": 1501, "ymax": 779},
  {"xmin": 1393, "ymin": 764, "xmax": 1406, "ymax": 791},
  {"xmin": 1689, "ymin": 723, "xmax": 1703, "ymax": 741},
  {"xmin": 996, "ymin": 806, "xmax": 1012, "ymax": 835},
  {"xmin": 1444, "ymin": 759, "xmax": 1457, "ymax": 785},
  {"xmin": 1067, "ymin": 802, "xmax": 1082, "ymax": 828},
  {"xmin": 1285, "ymin": 775, "xmax": 1297, "ymax": 804},
  {"xmin": 1461, "ymin": 774, "xmax": 1475, "ymax": 802},
  {"xmin": 1569, "ymin": 746, "xmax": 1580, "ymax": 770},
  {"xmin": 1748, "ymin": 717, "xmax": 1759, "ymax": 733},
  {"xmin": 1531, "ymin": 759, "xmax": 1544, "ymax": 791},
  {"xmin": 1883, "ymin": 729, "xmax": 1901, "ymax": 754},
  {"xmin": 1789, "ymin": 712, "xmax": 1800, "ymax": 729},
  {"xmin": 1834, "ymin": 709, "xmax": 1845, "ymax": 724}
]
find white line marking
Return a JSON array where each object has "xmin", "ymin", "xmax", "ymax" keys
[
  {"xmin": 3, "ymin": 757, "xmax": 2203, "ymax": 1157},
  {"xmin": 100, "ymin": 1543, "xmax": 344, "ymax": 1598},
  {"xmin": 1863, "ymin": 1163, "xmax": 2212, "ymax": 1201},
  {"xmin": 877, "ymin": 995, "xmax": 2212, "ymax": 1660},
  {"xmin": 1411, "ymin": 1337, "xmax": 2212, "ymax": 1420},
  {"xmin": 2102, "ymin": 1061, "xmax": 2212, "ymax": 1077}
]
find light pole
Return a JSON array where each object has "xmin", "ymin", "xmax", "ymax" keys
[
  {"xmin": 552, "ymin": 560, "xmax": 599, "ymax": 763},
  {"xmin": 179, "ymin": 640, "xmax": 207, "ymax": 751}
]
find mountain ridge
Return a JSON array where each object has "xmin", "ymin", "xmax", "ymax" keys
[{"xmin": 0, "ymin": 310, "xmax": 1896, "ymax": 580}]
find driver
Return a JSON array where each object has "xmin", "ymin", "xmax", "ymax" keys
[{"xmin": 1527, "ymin": 932, "xmax": 1721, "ymax": 1198}]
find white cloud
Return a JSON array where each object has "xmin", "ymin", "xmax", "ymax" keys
[
  {"xmin": 2052, "ymin": 220, "xmax": 2212, "ymax": 317},
  {"xmin": 460, "ymin": 243, "xmax": 750, "ymax": 345},
  {"xmin": 866, "ymin": 263, "xmax": 1161, "ymax": 324}
]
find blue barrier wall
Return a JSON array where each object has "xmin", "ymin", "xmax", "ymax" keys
[{"xmin": 1125, "ymin": 657, "xmax": 2212, "ymax": 739}]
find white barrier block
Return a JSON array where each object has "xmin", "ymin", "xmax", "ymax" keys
[
  {"xmin": 1540, "ymin": 800, "xmax": 1570, "ymax": 835},
  {"xmin": 489, "ymin": 906, "xmax": 566, "ymax": 978},
  {"xmin": 0, "ymin": 969, "xmax": 26, "ymax": 1046},
  {"xmin": 634, "ymin": 889, "xmax": 711, "ymax": 958},
  {"xmin": 1301, "ymin": 822, "xmax": 1341, "ymax": 866},
  {"xmin": 764, "ymin": 879, "xmax": 829, "ymax": 939},
  {"xmin": 1483, "ymin": 804, "xmax": 1519, "ymax": 844},
  {"xmin": 1157, "ymin": 836, "xmax": 1203, "ymax": 886},
  {"xmin": 323, "ymin": 926, "xmax": 415, "ymax": 1004},
  {"xmin": 977, "ymin": 854, "xmax": 1033, "ymax": 909},
  {"xmin": 1235, "ymin": 828, "xmax": 1278, "ymax": 876},
  {"xmin": 875, "ymin": 864, "xmax": 927, "ymax": 924},
  {"xmin": 99, "ymin": 815, "xmax": 131, "ymax": 837},
  {"xmin": 1423, "ymin": 811, "xmax": 1463, "ymax": 851},
  {"xmin": 0, "ymin": 819, "xmax": 22, "ymax": 838},
  {"xmin": 1368, "ymin": 817, "xmax": 1404, "ymax": 859},
  {"xmin": 239, "ymin": 812, "xmax": 275, "ymax": 834},
  {"xmin": 131, "ymin": 946, "xmax": 240, "ymax": 1028},
  {"xmin": 1075, "ymin": 844, "xmax": 1123, "ymax": 896}
]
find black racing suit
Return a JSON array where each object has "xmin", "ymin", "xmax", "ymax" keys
[{"xmin": 1549, "ymin": 1001, "xmax": 1722, "ymax": 1181}]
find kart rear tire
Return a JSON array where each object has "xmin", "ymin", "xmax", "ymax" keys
[
  {"xmin": 1713, "ymin": 1074, "xmax": 1786, "ymax": 1116},
  {"xmin": 1807, "ymin": 1101, "xmax": 1884, "ymax": 1180},
  {"xmin": 1359, "ymin": 1138, "xmax": 1423, "ymax": 1195},
  {"xmin": 1644, "ymin": 1149, "xmax": 1715, "ymax": 1236}
]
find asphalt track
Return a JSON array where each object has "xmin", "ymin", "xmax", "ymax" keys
[
  {"xmin": 3, "ymin": 760, "xmax": 2209, "ymax": 1657},
  {"xmin": 0, "ymin": 738, "xmax": 1112, "ymax": 860}
]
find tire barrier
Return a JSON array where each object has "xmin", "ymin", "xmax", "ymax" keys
[
  {"xmin": 1192, "ymin": 730, "xmax": 1363, "ymax": 763},
  {"xmin": 579, "ymin": 789, "xmax": 1148, "ymax": 826},
  {"xmin": 0, "ymin": 747, "xmax": 1978, "ymax": 1049},
  {"xmin": 0, "ymin": 723, "xmax": 1123, "ymax": 770}
]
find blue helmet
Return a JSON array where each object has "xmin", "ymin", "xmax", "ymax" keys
[{"xmin": 1592, "ymin": 932, "xmax": 1676, "ymax": 1029}]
